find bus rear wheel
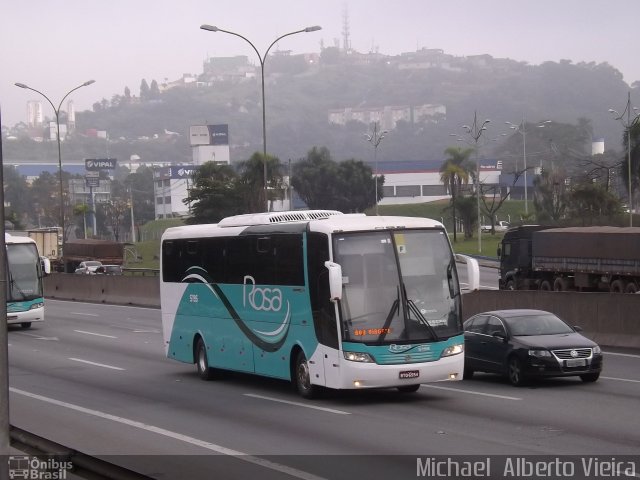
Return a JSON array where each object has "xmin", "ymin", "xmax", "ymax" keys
[
  {"xmin": 294, "ymin": 351, "xmax": 320, "ymax": 399},
  {"xmin": 195, "ymin": 338, "xmax": 215, "ymax": 381}
]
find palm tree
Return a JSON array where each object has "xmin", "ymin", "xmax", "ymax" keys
[
  {"xmin": 237, "ymin": 152, "xmax": 283, "ymax": 213},
  {"xmin": 73, "ymin": 203, "xmax": 92, "ymax": 239},
  {"xmin": 439, "ymin": 147, "xmax": 473, "ymax": 242}
]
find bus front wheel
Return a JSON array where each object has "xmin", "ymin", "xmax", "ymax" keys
[
  {"xmin": 294, "ymin": 351, "xmax": 320, "ymax": 399},
  {"xmin": 195, "ymin": 338, "xmax": 215, "ymax": 381}
]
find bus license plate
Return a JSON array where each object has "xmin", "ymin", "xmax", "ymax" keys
[
  {"xmin": 399, "ymin": 370, "xmax": 419, "ymax": 379},
  {"xmin": 566, "ymin": 359, "xmax": 586, "ymax": 368}
]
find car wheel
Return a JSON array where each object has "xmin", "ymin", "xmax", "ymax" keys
[
  {"xmin": 195, "ymin": 338, "xmax": 215, "ymax": 381},
  {"xmin": 507, "ymin": 356, "xmax": 527, "ymax": 386},
  {"xmin": 539, "ymin": 280, "xmax": 552, "ymax": 291},
  {"xmin": 397, "ymin": 384, "xmax": 421, "ymax": 393},
  {"xmin": 580, "ymin": 372, "xmax": 600, "ymax": 383},
  {"xmin": 20, "ymin": 322, "xmax": 32, "ymax": 329},
  {"xmin": 463, "ymin": 368, "xmax": 474, "ymax": 379},
  {"xmin": 625, "ymin": 282, "xmax": 638, "ymax": 294},
  {"xmin": 294, "ymin": 350, "xmax": 320, "ymax": 399}
]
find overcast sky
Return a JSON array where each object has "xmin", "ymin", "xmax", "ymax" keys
[{"xmin": 2, "ymin": 0, "xmax": 638, "ymax": 127}]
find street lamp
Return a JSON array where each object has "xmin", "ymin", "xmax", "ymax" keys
[
  {"xmin": 365, "ymin": 122, "xmax": 387, "ymax": 215},
  {"xmin": 505, "ymin": 118, "xmax": 551, "ymax": 215},
  {"xmin": 200, "ymin": 24, "xmax": 321, "ymax": 212},
  {"xmin": 459, "ymin": 111, "xmax": 490, "ymax": 253},
  {"xmin": 609, "ymin": 92, "xmax": 640, "ymax": 227},
  {"xmin": 14, "ymin": 80, "xmax": 95, "ymax": 251}
]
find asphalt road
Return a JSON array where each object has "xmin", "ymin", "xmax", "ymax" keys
[{"xmin": 7, "ymin": 300, "xmax": 640, "ymax": 479}]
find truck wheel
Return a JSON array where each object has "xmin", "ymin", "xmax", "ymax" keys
[
  {"xmin": 539, "ymin": 280, "xmax": 552, "ymax": 291},
  {"xmin": 553, "ymin": 277, "xmax": 568, "ymax": 291},
  {"xmin": 625, "ymin": 282, "xmax": 638, "ymax": 294},
  {"xmin": 505, "ymin": 279, "xmax": 516, "ymax": 290},
  {"xmin": 610, "ymin": 279, "xmax": 626, "ymax": 293}
]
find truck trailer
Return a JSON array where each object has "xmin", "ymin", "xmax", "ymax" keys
[{"xmin": 498, "ymin": 226, "xmax": 640, "ymax": 293}]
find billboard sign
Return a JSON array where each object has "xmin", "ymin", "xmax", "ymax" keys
[
  {"xmin": 85, "ymin": 171, "xmax": 99, "ymax": 187},
  {"xmin": 85, "ymin": 158, "xmax": 117, "ymax": 170},
  {"xmin": 189, "ymin": 124, "xmax": 229, "ymax": 146}
]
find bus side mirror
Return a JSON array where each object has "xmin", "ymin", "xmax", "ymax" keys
[
  {"xmin": 41, "ymin": 257, "xmax": 51, "ymax": 276},
  {"xmin": 324, "ymin": 261, "xmax": 342, "ymax": 301}
]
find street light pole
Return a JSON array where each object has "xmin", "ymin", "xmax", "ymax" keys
[
  {"xmin": 609, "ymin": 92, "xmax": 640, "ymax": 227},
  {"xmin": 365, "ymin": 122, "xmax": 387, "ymax": 215},
  {"xmin": 200, "ymin": 24, "xmax": 321, "ymax": 212},
  {"xmin": 14, "ymin": 80, "xmax": 95, "ymax": 253},
  {"xmin": 461, "ymin": 111, "xmax": 491, "ymax": 253}
]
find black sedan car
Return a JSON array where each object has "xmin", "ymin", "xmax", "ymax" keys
[{"xmin": 463, "ymin": 309, "xmax": 602, "ymax": 386}]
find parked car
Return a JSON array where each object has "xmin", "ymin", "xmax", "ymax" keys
[
  {"xmin": 463, "ymin": 309, "xmax": 602, "ymax": 386},
  {"xmin": 480, "ymin": 220, "xmax": 510, "ymax": 233},
  {"xmin": 74, "ymin": 260, "xmax": 103, "ymax": 274}
]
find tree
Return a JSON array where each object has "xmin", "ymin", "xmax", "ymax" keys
[
  {"xmin": 183, "ymin": 162, "xmax": 244, "ymax": 224},
  {"xmin": 236, "ymin": 152, "xmax": 284, "ymax": 213},
  {"xmin": 150, "ymin": 80, "xmax": 161, "ymax": 100},
  {"xmin": 533, "ymin": 168, "xmax": 570, "ymax": 223},
  {"xmin": 292, "ymin": 147, "xmax": 338, "ymax": 209},
  {"xmin": 568, "ymin": 182, "xmax": 622, "ymax": 225},
  {"xmin": 334, "ymin": 159, "xmax": 381, "ymax": 212},
  {"xmin": 456, "ymin": 195, "xmax": 478, "ymax": 239},
  {"xmin": 140, "ymin": 79, "xmax": 150, "ymax": 102},
  {"xmin": 73, "ymin": 203, "xmax": 92, "ymax": 239},
  {"xmin": 439, "ymin": 147, "xmax": 473, "ymax": 241}
]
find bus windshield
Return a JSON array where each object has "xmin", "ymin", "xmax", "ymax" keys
[
  {"xmin": 333, "ymin": 229, "xmax": 461, "ymax": 344},
  {"xmin": 7, "ymin": 243, "xmax": 43, "ymax": 302}
]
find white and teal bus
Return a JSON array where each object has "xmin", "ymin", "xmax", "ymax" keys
[
  {"xmin": 6, "ymin": 233, "xmax": 50, "ymax": 329},
  {"xmin": 160, "ymin": 211, "xmax": 479, "ymax": 397}
]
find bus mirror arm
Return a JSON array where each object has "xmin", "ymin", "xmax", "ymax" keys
[{"xmin": 324, "ymin": 261, "xmax": 343, "ymax": 301}]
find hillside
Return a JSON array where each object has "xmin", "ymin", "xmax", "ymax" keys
[{"xmin": 4, "ymin": 51, "xmax": 638, "ymax": 168}]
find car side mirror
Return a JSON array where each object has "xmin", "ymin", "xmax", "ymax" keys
[
  {"xmin": 573, "ymin": 325, "xmax": 583, "ymax": 332},
  {"xmin": 491, "ymin": 331, "xmax": 507, "ymax": 341}
]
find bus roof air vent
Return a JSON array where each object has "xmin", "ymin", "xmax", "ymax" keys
[{"xmin": 218, "ymin": 210, "xmax": 343, "ymax": 227}]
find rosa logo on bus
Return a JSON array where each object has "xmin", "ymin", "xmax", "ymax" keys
[{"xmin": 243, "ymin": 276, "xmax": 282, "ymax": 312}]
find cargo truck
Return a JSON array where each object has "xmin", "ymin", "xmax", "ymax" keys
[
  {"xmin": 498, "ymin": 226, "xmax": 640, "ymax": 293},
  {"xmin": 62, "ymin": 239, "xmax": 124, "ymax": 273}
]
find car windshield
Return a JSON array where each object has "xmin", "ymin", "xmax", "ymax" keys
[
  {"xmin": 333, "ymin": 229, "xmax": 461, "ymax": 344},
  {"xmin": 504, "ymin": 313, "xmax": 574, "ymax": 336}
]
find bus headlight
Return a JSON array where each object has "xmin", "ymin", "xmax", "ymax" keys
[
  {"xmin": 343, "ymin": 351, "xmax": 374, "ymax": 363},
  {"xmin": 441, "ymin": 344, "xmax": 464, "ymax": 357},
  {"xmin": 29, "ymin": 302, "xmax": 44, "ymax": 310}
]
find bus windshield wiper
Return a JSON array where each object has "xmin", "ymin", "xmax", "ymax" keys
[
  {"xmin": 406, "ymin": 298, "xmax": 439, "ymax": 341},
  {"xmin": 8, "ymin": 273, "xmax": 28, "ymax": 300},
  {"xmin": 376, "ymin": 287, "xmax": 399, "ymax": 343}
]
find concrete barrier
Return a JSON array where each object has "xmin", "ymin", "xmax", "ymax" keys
[
  {"xmin": 44, "ymin": 273, "xmax": 160, "ymax": 308},
  {"xmin": 44, "ymin": 274, "xmax": 640, "ymax": 348}
]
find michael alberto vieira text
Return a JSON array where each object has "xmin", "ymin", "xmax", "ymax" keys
[{"xmin": 416, "ymin": 457, "xmax": 637, "ymax": 477}]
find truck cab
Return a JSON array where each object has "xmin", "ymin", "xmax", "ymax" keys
[{"xmin": 498, "ymin": 225, "xmax": 548, "ymax": 290}]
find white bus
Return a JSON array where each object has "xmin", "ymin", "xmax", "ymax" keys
[
  {"xmin": 6, "ymin": 233, "xmax": 50, "ymax": 329},
  {"xmin": 160, "ymin": 211, "xmax": 478, "ymax": 398}
]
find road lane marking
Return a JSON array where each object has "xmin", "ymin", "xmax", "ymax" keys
[
  {"xmin": 68, "ymin": 358, "xmax": 125, "ymax": 371},
  {"xmin": 9, "ymin": 388, "xmax": 327, "ymax": 480},
  {"xmin": 604, "ymin": 351, "xmax": 640, "ymax": 359},
  {"xmin": 421, "ymin": 384, "xmax": 522, "ymax": 400},
  {"xmin": 14, "ymin": 332, "xmax": 59, "ymax": 341},
  {"xmin": 71, "ymin": 312, "xmax": 99, "ymax": 317},
  {"xmin": 74, "ymin": 330, "xmax": 118, "ymax": 339},
  {"xmin": 244, "ymin": 394, "xmax": 351, "ymax": 415},
  {"xmin": 602, "ymin": 376, "xmax": 640, "ymax": 384}
]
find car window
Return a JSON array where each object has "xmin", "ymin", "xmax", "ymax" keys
[
  {"xmin": 465, "ymin": 315, "xmax": 488, "ymax": 334},
  {"xmin": 505, "ymin": 313, "xmax": 574, "ymax": 336},
  {"xmin": 484, "ymin": 316, "xmax": 506, "ymax": 336}
]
